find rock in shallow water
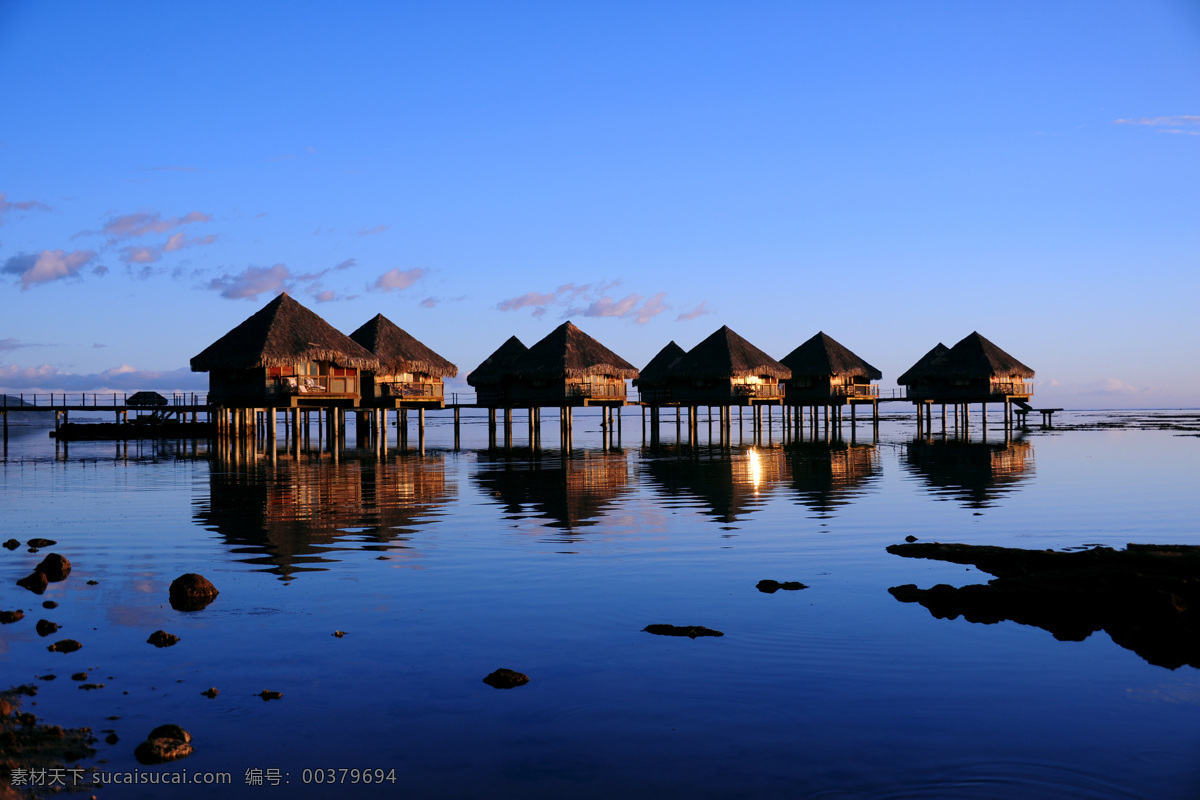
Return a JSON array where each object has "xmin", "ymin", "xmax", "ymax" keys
[
  {"xmin": 482, "ymin": 668, "xmax": 529, "ymax": 689},
  {"xmin": 36, "ymin": 553, "xmax": 71, "ymax": 582},
  {"xmin": 147, "ymin": 630, "xmax": 180, "ymax": 648},
  {"xmin": 134, "ymin": 726, "xmax": 194, "ymax": 765},
  {"xmin": 47, "ymin": 639, "xmax": 82, "ymax": 653},
  {"xmin": 169, "ymin": 573, "xmax": 218, "ymax": 611},
  {"xmin": 36, "ymin": 619, "xmax": 59, "ymax": 637},
  {"xmin": 0, "ymin": 609, "xmax": 24, "ymax": 624},
  {"xmin": 756, "ymin": 579, "xmax": 808, "ymax": 593},
  {"xmin": 643, "ymin": 624, "xmax": 724, "ymax": 638}
]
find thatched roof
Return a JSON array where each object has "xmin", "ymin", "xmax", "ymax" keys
[
  {"xmin": 512, "ymin": 321, "xmax": 638, "ymax": 380},
  {"xmin": 668, "ymin": 326, "xmax": 791, "ymax": 381},
  {"xmin": 940, "ymin": 332, "xmax": 1034, "ymax": 380},
  {"xmin": 780, "ymin": 332, "xmax": 881, "ymax": 381},
  {"xmin": 466, "ymin": 336, "xmax": 528, "ymax": 387},
  {"xmin": 348, "ymin": 314, "xmax": 458, "ymax": 378},
  {"xmin": 190, "ymin": 293, "xmax": 379, "ymax": 372},
  {"xmin": 897, "ymin": 343, "xmax": 951, "ymax": 385},
  {"xmin": 633, "ymin": 341, "xmax": 686, "ymax": 387}
]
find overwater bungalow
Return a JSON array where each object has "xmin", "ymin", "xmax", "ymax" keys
[
  {"xmin": 466, "ymin": 336, "xmax": 529, "ymax": 407},
  {"xmin": 633, "ymin": 341, "xmax": 686, "ymax": 405},
  {"xmin": 508, "ymin": 321, "xmax": 638, "ymax": 407},
  {"xmin": 664, "ymin": 326, "xmax": 790, "ymax": 407},
  {"xmin": 349, "ymin": 314, "xmax": 458, "ymax": 409},
  {"xmin": 190, "ymin": 293, "xmax": 378, "ymax": 409},
  {"xmin": 899, "ymin": 332, "xmax": 1033, "ymax": 403},
  {"xmin": 780, "ymin": 332, "xmax": 882, "ymax": 405}
]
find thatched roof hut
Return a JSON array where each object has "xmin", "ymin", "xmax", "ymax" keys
[
  {"xmin": 348, "ymin": 314, "xmax": 458, "ymax": 378},
  {"xmin": 512, "ymin": 321, "xmax": 638, "ymax": 380},
  {"xmin": 633, "ymin": 341, "xmax": 686, "ymax": 388},
  {"xmin": 939, "ymin": 332, "xmax": 1034, "ymax": 380},
  {"xmin": 780, "ymin": 332, "xmax": 881, "ymax": 381},
  {"xmin": 190, "ymin": 293, "xmax": 378, "ymax": 372},
  {"xmin": 896, "ymin": 343, "xmax": 951, "ymax": 386},
  {"xmin": 669, "ymin": 326, "xmax": 790, "ymax": 381},
  {"xmin": 466, "ymin": 336, "xmax": 528, "ymax": 387}
]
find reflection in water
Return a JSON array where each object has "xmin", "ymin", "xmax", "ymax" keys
[
  {"xmin": 889, "ymin": 542, "xmax": 1200, "ymax": 670},
  {"xmin": 783, "ymin": 442, "xmax": 880, "ymax": 518},
  {"xmin": 195, "ymin": 450, "xmax": 456, "ymax": 578},
  {"xmin": 903, "ymin": 438, "xmax": 1034, "ymax": 509},
  {"xmin": 472, "ymin": 450, "xmax": 632, "ymax": 532},
  {"xmin": 642, "ymin": 445, "xmax": 786, "ymax": 526}
]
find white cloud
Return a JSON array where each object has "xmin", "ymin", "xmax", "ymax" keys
[
  {"xmin": 2, "ymin": 249, "xmax": 97, "ymax": 289},
  {"xmin": 372, "ymin": 267, "xmax": 426, "ymax": 292},
  {"xmin": 208, "ymin": 263, "xmax": 291, "ymax": 300},
  {"xmin": 676, "ymin": 300, "xmax": 714, "ymax": 321},
  {"xmin": 1114, "ymin": 116, "xmax": 1200, "ymax": 135},
  {"xmin": 103, "ymin": 210, "xmax": 212, "ymax": 240}
]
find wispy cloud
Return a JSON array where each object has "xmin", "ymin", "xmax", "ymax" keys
[
  {"xmin": 0, "ymin": 192, "xmax": 51, "ymax": 225},
  {"xmin": 676, "ymin": 300, "xmax": 714, "ymax": 321},
  {"xmin": 103, "ymin": 210, "xmax": 212, "ymax": 240},
  {"xmin": 498, "ymin": 281, "xmax": 669, "ymax": 325},
  {"xmin": 1114, "ymin": 115, "xmax": 1200, "ymax": 135},
  {"xmin": 0, "ymin": 338, "xmax": 33, "ymax": 353},
  {"xmin": 142, "ymin": 166, "xmax": 200, "ymax": 173},
  {"xmin": 420, "ymin": 297, "xmax": 438, "ymax": 308},
  {"xmin": 119, "ymin": 232, "xmax": 218, "ymax": 266},
  {"xmin": 358, "ymin": 225, "xmax": 389, "ymax": 237},
  {"xmin": 208, "ymin": 263, "xmax": 291, "ymax": 300},
  {"xmin": 372, "ymin": 267, "xmax": 427, "ymax": 292},
  {"xmin": 0, "ymin": 363, "xmax": 206, "ymax": 393},
  {"xmin": 2, "ymin": 249, "xmax": 98, "ymax": 289}
]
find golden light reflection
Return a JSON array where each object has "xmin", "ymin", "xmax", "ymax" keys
[{"xmin": 747, "ymin": 448, "xmax": 763, "ymax": 491}]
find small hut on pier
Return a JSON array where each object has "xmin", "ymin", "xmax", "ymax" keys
[
  {"xmin": 664, "ymin": 326, "xmax": 790, "ymax": 407},
  {"xmin": 508, "ymin": 321, "xmax": 638, "ymax": 407},
  {"xmin": 190, "ymin": 293, "xmax": 378, "ymax": 408},
  {"xmin": 349, "ymin": 314, "xmax": 458, "ymax": 408},
  {"xmin": 466, "ymin": 336, "xmax": 529, "ymax": 407},
  {"xmin": 899, "ymin": 333, "xmax": 1033, "ymax": 402},
  {"xmin": 633, "ymin": 341, "xmax": 686, "ymax": 405},
  {"xmin": 780, "ymin": 332, "xmax": 882, "ymax": 405}
]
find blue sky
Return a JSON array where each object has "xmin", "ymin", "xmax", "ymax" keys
[{"xmin": 2, "ymin": 1, "xmax": 1197, "ymax": 408}]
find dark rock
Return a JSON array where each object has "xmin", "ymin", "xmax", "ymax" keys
[
  {"xmin": 3, "ymin": 538, "xmax": 19, "ymax": 550},
  {"xmin": 0, "ymin": 609, "xmax": 24, "ymax": 624},
  {"xmin": 47, "ymin": 639, "xmax": 82, "ymax": 653},
  {"xmin": 482, "ymin": 668, "xmax": 529, "ymax": 689},
  {"xmin": 257, "ymin": 690, "xmax": 282, "ymax": 701},
  {"xmin": 87, "ymin": 580, "xmax": 98, "ymax": 585},
  {"xmin": 756, "ymin": 580, "xmax": 808, "ymax": 593},
  {"xmin": 27, "ymin": 539, "xmax": 57, "ymax": 548},
  {"xmin": 79, "ymin": 683, "xmax": 104, "ymax": 691},
  {"xmin": 134, "ymin": 734, "xmax": 193, "ymax": 765},
  {"xmin": 888, "ymin": 542, "xmax": 1200, "ymax": 670},
  {"xmin": 42, "ymin": 600, "xmax": 57, "ymax": 609},
  {"xmin": 15, "ymin": 684, "xmax": 38, "ymax": 697},
  {"xmin": 148, "ymin": 724, "xmax": 191, "ymax": 743},
  {"xmin": 905, "ymin": 535, "xmax": 919, "ymax": 543},
  {"xmin": 17, "ymin": 570, "xmax": 48, "ymax": 594},
  {"xmin": 71, "ymin": 673, "xmax": 88, "ymax": 681},
  {"xmin": 36, "ymin": 553, "xmax": 71, "ymax": 582},
  {"xmin": 147, "ymin": 630, "xmax": 180, "ymax": 648},
  {"xmin": 36, "ymin": 619, "xmax": 59, "ymax": 637},
  {"xmin": 169, "ymin": 573, "xmax": 218, "ymax": 611},
  {"xmin": 106, "ymin": 733, "xmax": 119, "ymax": 745},
  {"xmin": 332, "ymin": 630, "xmax": 346, "ymax": 638},
  {"xmin": 643, "ymin": 624, "xmax": 724, "ymax": 638},
  {"xmin": 201, "ymin": 687, "xmax": 219, "ymax": 698},
  {"xmin": 37, "ymin": 674, "xmax": 56, "ymax": 681}
]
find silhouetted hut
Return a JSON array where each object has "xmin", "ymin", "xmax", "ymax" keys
[
  {"xmin": 899, "ymin": 333, "xmax": 1033, "ymax": 401},
  {"xmin": 780, "ymin": 332, "xmax": 881, "ymax": 404},
  {"xmin": 349, "ymin": 314, "xmax": 458, "ymax": 408},
  {"xmin": 666, "ymin": 326, "xmax": 790, "ymax": 406},
  {"xmin": 509, "ymin": 321, "xmax": 638, "ymax": 406},
  {"xmin": 633, "ymin": 341, "xmax": 686, "ymax": 405},
  {"xmin": 190, "ymin": 293, "xmax": 378, "ymax": 407},
  {"xmin": 466, "ymin": 336, "xmax": 528, "ymax": 406}
]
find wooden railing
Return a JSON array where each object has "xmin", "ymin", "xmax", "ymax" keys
[
  {"xmin": 381, "ymin": 382, "xmax": 445, "ymax": 399},
  {"xmin": 275, "ymin": 377, "xmax": 358, "ymax": 396},
  {"xmin": 0, "ymin": 393, "xmax": 208, "ymax": 409},
  {"xmin": 734, "ymin": 384, "xmax": 783, "ymax": 397},
  {"xmin": 567, "ymin": 383, "xmax": 627, "ymax": 398}
]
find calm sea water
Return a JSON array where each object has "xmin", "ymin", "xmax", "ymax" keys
[{"xmin": 2, "ymin": 409, "xmax": 1199, "ymax": 799}]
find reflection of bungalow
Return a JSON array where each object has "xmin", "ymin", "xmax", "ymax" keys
[
  {"xmin": 665, "ymin": 326, "xmax": 789, "ymax": 407},
  {"xmin": 508, "ymin": 321, "xmax": 638, "ymax": 407},
  {"xmin": 899, "ymin": 333, "xmax": 1033, "ymax": 403},
  {"xmin": 349, "ymin": 314, "xmax": 457, "ymax": 409},
  {"xmin": 643, "ymin": 445, "xmax": 786, "ymax": 526},
  {"xmin": 903, "ymin": 438, "xmax": 1034, "ymax": 509},
  {"xmin": 190, "ymin": 293, "xmax": 378, "ymax": 408},
  {"xmin": 195, "ymin": 451, "xmax": 456, "ymax": 579},
  {"xmin": 784, "ymin": 442, "xmax": 880, "ymax": 518},
  {"xmin": 466, "ymin": 336, "xmax": 528, "ymax": 407},
  {"xmin": 473, "ymin": 451, "xmax": 631, "ymax": 531},
  {"xmin": 633, "ymin": 341, "xmax": 686, "ymax": 405},
  {"xmin": 780, "ymin": 332, "xmax": 881, "ymax": 405}
]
